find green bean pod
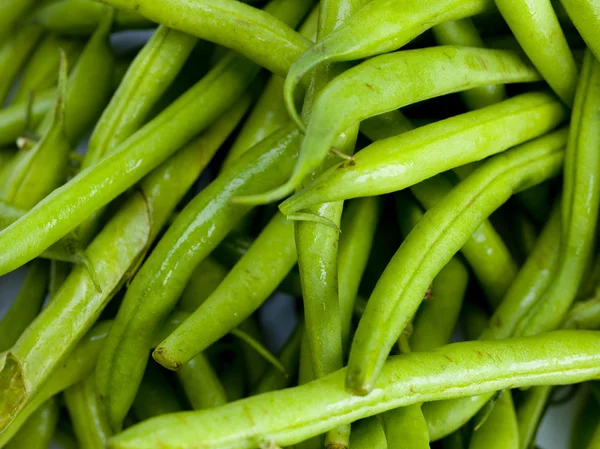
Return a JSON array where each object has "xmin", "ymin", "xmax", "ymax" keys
[
  {"xmin": 109, "ymin": 330, "xmax": 600, "ymax": 449},
  {"xmin": 571, "ymin": 387, "xmax": 600, "ymax": 449},
  {"xmin": 0, "ymin": 320, "xmax": 111, "ymax": 446},
  {"xmin": 95, "ymin": 0, "xmax": 313, "ymax": 76},
  {"xmin": 382, "ymin": 404, "xmax": 429, "ymax": 448},
  {"xmin": 565, "ymin": 297, "xmax": 600, "ymax": 330},
  {"xmin": 0, "ymin": 260, "xmax": 49, "ymax": 351},
  {"xmin": 515, "ymin": 386, "xmax": 552, "ymax": 449},
  {"xmin": 0, "ymin": 52, "xmax": 259, "ymax": 276},
  {"xmin": 346, "ymin": 129, "xmax": 566, "ymax": 395},
  {"xmin": 0, "ymin": 88, "xmax": 56, "ymax": 147},
  {"xmin": 131, "ymin": 363, "xmax": 183, "ymax": 421},
  {"xmin": 0, "ymin": 23, "xmax": 44, "ymax": 105},
  {"xmin": 411, "ymin": 174, "xmax": 517, "ymax": 308},
  {"xmin": 96, "ymin": 122, "xmax": 300, "ymax": 432},
  {"xmin": 432, "ymin": 18, "xmax": 506, "ymax": 109},
  {"xmin": 13, "ymin": 34, "xmax": 85, "ymax": 104},
  {"xmin": 177, "ymin": 352, "xmax": 228, "ymax": 410},
  {"xmin": 515, "ymin": 50, "xmax": 600, "ymax": 337},
  {"xmin": 0, "ymin": 0, "xmax": 38, "ymax": 44},
  {"xmin": 494, "ymin": 0, "xmax": 578, "ymax": 106},
  {"xmin": 4, "ymin": 397, "xmax": 59, "ymax": 449},
  {"xmin": 349, "ymin": 417, "xmax": 387, "ymax": 449},
  {"xmin": 153, "ymin": 211, "xmax": 296, "ymax": 370},
  {"xmin": 245, "ymin": 46, "xmax": 544, "ymax": 204},
  {"xmin": 33, "ymin": 0, "xmax": 152, "ymax": 35},
  {"xmin": 559, "ymin": 0, "xmax": 600, "ymax": 61},
  {"xmin": 468, "ymin": 391, "xmax": 518, "ymax": 449},
  {"xmin": 64, "ymin": 374, "xmax": 111, "ymax": 449},
  {"xmin": 178, "ymin": 256, "xmax": 229, "ymax": 312},
  {"xmin": 280, "ymin": 91, "xmax": 566, "ymax": 214}
]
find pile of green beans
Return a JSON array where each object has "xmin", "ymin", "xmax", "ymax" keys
[{"xmin": 1, "ymin": 0, "xmax": 600, "ymax": 448}]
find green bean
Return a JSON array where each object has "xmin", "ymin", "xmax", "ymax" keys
[
  {"xmin": 411, "ymin": 174, "xmax": 517, "ymax": 308},
  {"xmin": 178, "ymin": 256, "xmax": 229, "ymax": 312},
  {"xmin": 0, "ymin": 88, "xmax": 56, "ymax": 147},
  {"xmin": 0, "ymin": 0, "xmax": 38, "ymax": 44},
  {"xmin": 469, "ymin": 391, "xmax": 518, "ymax": 449},
  {"xmin": 0, "ymin": 23, "xmax": 44, "ymax": 105},
  {"xmin": 237, "ymin": 317, "xmax": 270, "ymax": 388},
  {"xmin": 346, "ymin": 129, "xmax": 565, "ymax": 395},
  {"xmin": 348, "ymin": 417, "xmax": 387, "ymax": 449},
  {"xmin": 4, "ymin": 397, "xmax": 59, "ymax": 449},
  {"xmin": 571, "ymin": 387, "xmax": 600, "ymax": 449},
  {"xmin": 461, "ymin": 302, "xmax": 490, "ymax": 342},
  {"xmin": 245, "ymin": 46, "xmax": 544, "ymax": 204},
  {"xmin": 432, "ymin": 19, "xmax": 506, "ymax": 109},
  {"xmin": 96, "ymin": 120, "xmax": 300, "ymax": 431},
  {"xmin": 515, "ymin": 386, "xmax": 552, "ymax": 449},
  {"xmin": 444, "ymin": 431, "xmax": 466, "ymax": 449},
  {"xmin": 1, "ymin": 53, "xmax": 71, "ymax": 209},
  {"xmin": 108, "ymin": 330, "xmax": 600, "ymax": 449},
  {"xmin": 494, "ymin": 0, "xmax": 578, "ymax": 106},
  {"xmin": 280, "ymin": 91, "xmax": 566, "ymax": 217},
  {"xmin": 49, "ymin": 260, "xmax": 70, "ymax": 298},
  {"xmin": 338, "ymin": 197, "xmax": 380, "ymax": 353},
  {"xmin": 0, "ymin": 51, "xmax": 259, "ymax": 276},
  {"xmin": 131, "ymin": 363, "xmax": 183, "ymax": 421},
  {"xmin": 53, "ymin": 424, "xmax": 79, "ymax": 449},
  {"xmin": 0, "ymin": 320, "xmax": 111, "ymax": 446},
  {"xmin": 13, "ymin": 34, "xmax": 85, "ymax": 104},
  {"xmin": 515, "ymin": 50, "xmax": 600, "ymax": 337},
  {"xmin": 0, "ymin": 259, "xmax": 49, "ymax": 352},
  {"xmin": 565, "ymin": 297, "xmax": 600, "ymax": 330},
  {"xmin": 177, "ymin": 352, "xmax": 228, "ymax": 410},
  {"xmin": 395, "ymin": 192, "xmax": 469, "ymax": 352},
  {"xmin": 36, "ymin": 12, "xmax": 114, "ymax": 146},
  {"xmin": 96, "ymin": 0, "xmax": 313, "ymax": 76},
  {"xmin": 512, "ymin": 211, "xmax": 539, "ymax": 259},
  {"xmin": 33, "ymin": 0, "xmax": 152, "ymax": 35},
  {"xmin": 153, "ymin": 211, "xmax": 296, "ymax": 369},
  {"xmin": 559, "ymin": 0, "xmax": 600, "ymax": 61},
  {"xmin": 64, "ymin": 374, "xmax": 111, "ymax": 449},
  {"xmin": 382, "ymin": 404, "xmax": 429, "ymax": 448},
  {"xmin": 220, "ymin": 343, "xmax": 247, "ymax": 402}
]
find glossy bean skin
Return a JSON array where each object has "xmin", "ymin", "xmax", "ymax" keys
[
  {"xmin": 0, "ymin": 24, "xmax": 44, "ymax": 105},
  {"xmin": 346, "ymin": 129, "xmax": 565, "ymax": 395},
  {"xmin": 494, "ymin": 0, "xmax": 578, "ymax": 106},
  {"xmin": 280, "ymin": 91, "xmax": 566, "ymax": 214},
  {"xmin": 382, "ymin": 404, "xmax": 430, "ymax": 448},
  {"xmin": 0, "ymin": 88, "xmax": 56, "ymax": 147},
  {"xmin": 468, "ymin": 391, "xmax": 518, "ymax": 449},
  {"xmin": 4, "ymin": 397, "xmax": 59, "ymax": 449},
  {"xmin": 0, "ymin": 321, "xmax": 111, "ymax": 446},
  {"xmin": 108, "ymin": 330, "xmax": 600, "ymax": 449},
  {"xmin": 247, "ymin": 46, "xmax": 544, "ymax": 204},
  {"xmin": 559, "ymin": 0, "xmax": 600, "ymax": 60},
  {"xmin": 0, "ymin": 52, "xmax": 260, "ymax": 276},
  {"xmin": 515, "ymin": 50, "xmax": 600, "ymax": 337},
  {"xmin": 131, "ymin": 363, "xmax": 183, "ymax": 421},
  {"xmin": 33, "ymin": 0, "xmax": 152, "ymax": 35},
  {"xmin": 432, "ymin": 19, "xmax": 506, "ymax": 109},
  {"xmin": 13, "ymin": 34, "xmax": 85, "ymax": 104},
  {"xmin": 153, "ymin": 211, "xmax": 296, "ymax": 369},
  {"xmin": 95, "ymin": 0, "xmax": 313, "ymax": 76},
  {"xmin": 64, "ymin": 374, "xmax": 111, "ymax": 449},
  {"xmin": 515, "ymin": 386, "xmax": 552, "ymax": 449},
  {"xmin": 96, "ymin": 123, "xmax": 301, "ymax": 433},
  {"xmin": 0, "ymin": 260, "xmax": 49, "ymax": 352},
  {"xmin": 410, "ymin": 174, "xmax": 517, "ymax": 308}
]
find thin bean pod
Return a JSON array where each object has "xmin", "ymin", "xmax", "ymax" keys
[
  {"xmin": 559, "ymin": 0, "xmax": 600, "ymax": 61},
  {"xmin": 494, "ymin": 0, "xmax": 578, "ymax": 106},
  {"xmin": 178, "ymin": 256, "xmax": 229, "ymax": 312},
  {"xmin": 515, "ymin": 49, "xmax": 600, "ymax": 336},
  {"xmin": 4, "ymin": 397, "xmax": 59, "ymax": 449},
  {"xmin": 109, "ymin": 330, "xmax": 600, "ymax": 449},
  {"xmin": 381, "ymin": 404, "xmax": 429, "ymax": 448},
  {"xmin": 515, "ymin": 386, "xmax": 552, "ymax": 449},
  {"xmin": 565, "ymin": 297, "xmax": 600, "ymax": 330},
  {"xmin": 468, "ymin": 391, "xmax": 518, "ymax": 449},
  {"xmin": 49, "ymin": 260, "xmax": 70, "ymax": 298},
  {"xmin": 280, "ymin": 91, "xmax": 566, "ymax": 215},
  {"xmin": 346, "ymin": 129, "xmax": 566, "ymax": 395},
  {"xmin": 177, "ymin": 352, "xmax": 228, "ymax": 410},
  {"xmin": 348, "ymin": 417, "xmax": 387, "ymax": 449},
  {"xmin": 243, "ymin": 46, "xmax": 545, "ymax": 204}
]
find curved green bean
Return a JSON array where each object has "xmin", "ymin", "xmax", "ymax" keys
[
  {"xmin": 244, "ymin": 46, "xmax": 543, "ymax": 204},
  {"xmin": 4, "ymin": 397, "xmax": 59, "ymax": 449},
  {"xmin": 494, "ymin": 0, "xmax": 578, "ymax": 106},
  {"xmin": 515, "ymin": 49, "xmax": 600, "ymax": 337},
  {"xmin": 382, "ymin": 404, "xmax": 429, "ymax": 448},
  {"xmin": 108, "ymin": 330, "xmax": 600, "ymax": 449},
  {"xmin": 559, "ymin": 0, "xmax": 600, "ymax": 61},
  {"xmin": 346, "ymin": 129, "xmax": 565, "ymax": 395},
  {"xmin": 280, "ymin": 91, "xmax": 566, "ymax": 215},
  {"xmin": 469, "ymin": 391, "xmax": 518, "ymax": 449},
  {"xmin": 432, "ymin": 18, "xmax": 506, "ymax": 109}
]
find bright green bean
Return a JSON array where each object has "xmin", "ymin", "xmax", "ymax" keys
[
  {"xmin": 432, "ymin": 18, "xmax": 506, "ymax": 109},
  {"xmin": 4, "ymin": 397, "xmax": 59, "ymax": 449},
  {"xmin": 177, "ymin": 352, "xmax": 228, "ymax": 410},
  {"xmin": 245, "ymin": 46, "xmax": 544, "ymax": 204},
  {"xmin": 64, "ymin": 374, "xmax": 111, "ymax": 449},
  {"xmin": 33, "ymin": 0, "xmax": 152, "ymax": 35},
  {"xmin": 108, "ymin": 330, "xmax": 600, "ymax": 449},
  {"xmin": 346, "ymin": 129, "xmax": 565, "ymax": 395},
  {"xmin": 515, "ymin": 50, "xmax": 600, "ymax": 337},
  {"xmin": 348, "ymin": 417, "xmax": 387, "ymax": 449},
  {"xmin": 515, "ymin": 386, "xmax": 552, "ymax": 449},
  {"xmin": 280, "ymin": 91, "xmax": 566, "ymax": 215},
  {"xmin": 131, "ymin": 363, "xmax": 183, "ymax": 421},
  {"xmin": 95, "ymin": 0, "xmax": 313, "ymax": 76},
  {"xmin": 382, "ymin": 404, "xmax": 429, "ymax": 448},
  {"xmin": 469, "ymin": 391, "xmax": 518, "ymax": 449},
  {"xmin": 494, "ymin": 0, "xmax": 578, "ymax": 105},
  {"xmin": 559, "ymin": 0, "xmax": 600, "ymax": 61}
]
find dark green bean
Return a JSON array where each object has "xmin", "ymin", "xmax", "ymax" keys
[
  {"xmin": 0, "ymin": 88, "xmax": 56, "ymax": 147},
  {"xmin": 571, "ymin": 386, "xmax": 600, "ymax": 449},
  {"xmin": 48, "ymin": 260, "xmax": 70, "ymax": 298},
  {"xmin": 469, "ymin": 391, "xmax": 518, "ymax": 449},
  {"xmin": 131, "ymin": 363, "xmax": 183, "ymax": 421}
]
